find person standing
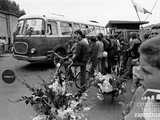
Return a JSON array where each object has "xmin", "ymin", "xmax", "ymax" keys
[
  {"xmin": 124, "ymin": 36, "xmax": 160, "ymax": 120},
  {"xmin": 98, "ymin": 33, "xmax": 110, "ymax": 75},
  {"xmin": 96, "ymin": 33, "xmax": 104, "ymax": 73},
  {"xmin": 107, "ymin": 35, "xmax": 119, "ymax": 74},
  {"xmin": 128, "ymin": 32, "xmax": 141, "ymax": 59},
  {"xmin": 72, "ymin": 30, "xmax": 90, "ymax": 91},
  {"xmin": 88, "ymin": 36, "xmax": 98, "ymax": 76}
]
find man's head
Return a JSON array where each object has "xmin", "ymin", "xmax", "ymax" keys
[
  {"xmin": 139, "ymin": 36, "xmax": 160, "ymax": 89},
  {"xmin": 97, "ymin": 33, "xmax": 104, "ymax": 41},
  {"xmin": 74, "ymin": 30, "xmax": 85, "ymax": 40},
  {"xmin": 89, "ymin": 36, "xmax": 96, "ymax": 43},
  {"xmin": 139, "ymin": 36, "xmax": 160, "ymax": 69},
  {"xmin": 130, "ymin": 32, "xmax": 138, "ymax": 39}
]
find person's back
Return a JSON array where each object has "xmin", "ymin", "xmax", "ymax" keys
[
  {"xmin": 131, "ymin": 38, "xmax": 141, "ymax": 59},
  {"xmin": 95, "ymin": 36, "xmax": 104, "ymax": 73},
  {"xmin": 80, "ymin": 38, "xmax": 90, "ymax": 63},
  {"xmin": 89, "ymin": 37, "xmax": 98, "ymax": 62},
  {"xmin": 102, "ymin": 38, "xmax": 110, "ymax": 52},
  {"xmin": 72, "ymin": 30, "xmax": 90, "ymax": 91},
  {"xmin": 89, "ymin": 37, "xmax": 99, "ymax": 75},
  {"xmin": 96, "ymin": 40, "xmax": 104, "ymax": 58},
  {"xmin": 74, "ymin": 37, "xmax": 90, "ymax": 64}
]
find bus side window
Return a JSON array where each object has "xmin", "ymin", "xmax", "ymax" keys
[
  {"xmin": 88, "ymin": 25, "xmax": 95, "ymax": 36},
  {"xmin": 95, "ymin": 26, "xmax": 100, "ymax": 35},
  {"xmin": 47, "ymin": 24, "xmax": 52, "ymax": 35},
  {"xmin": 100, "ymin": 27, "xmax": 105, "ymax": 35},
  {"xmin": 60, "ymin": 22, "xmax": 73, "ymax": 35},
  {"xmin": 81, "ymin": 24, "xmax": 86, "ymax": 32},
  {"xmin": 73, "ymin": 23, "xmax": 80, "ymax": 31},
  {"xmin": 51, "ymin": 22, "xmax": 58, "ymax": 35}
]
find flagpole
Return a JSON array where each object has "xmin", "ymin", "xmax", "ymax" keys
[
  {"xmin": 135, "ymin": 9, "xmax": 141, "ymax": 22},
  {"xmin": 131, "ymin": 0, "xmax": 144, "ymax": 30},
  {"xmin": 131, "ymin": 0, "xmax": 144, "ymax": 36},
  {"xmin": 131, "ymin": 0, "xmax": 140, "ymax": 22}
]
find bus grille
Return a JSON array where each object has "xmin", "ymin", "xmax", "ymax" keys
[{"xmin": 14, "ymin": 42, "xmax": 28, "ymax": 54}]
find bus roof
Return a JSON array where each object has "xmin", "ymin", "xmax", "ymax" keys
[{"xmin": 19, "ymin": 14, "xmax": 105, "ymax": 27}]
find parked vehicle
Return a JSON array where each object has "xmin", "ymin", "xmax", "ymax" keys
[{"xmin": 13, "ymin": 14, "xmax": 106, "ymax": 63}]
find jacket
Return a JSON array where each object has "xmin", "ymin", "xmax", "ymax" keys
[{"xmin": 73, "ymin": 38, "xmax": 90, "ymax": 64}]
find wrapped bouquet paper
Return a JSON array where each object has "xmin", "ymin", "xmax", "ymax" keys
[{"xmin": 94, "ymin": 72, "xmax": 113, "ymax": 93}]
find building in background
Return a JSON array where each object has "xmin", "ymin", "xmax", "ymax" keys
[
  {"xmin": 106, "ymin": 20, "xmax": 149, "ymax": 41},
  {"xmin": 0, "ymin": 10, "xmax": 18, "ymax": 53}
]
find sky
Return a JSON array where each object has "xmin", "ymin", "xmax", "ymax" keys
[{"xmin": 12, "ymin": 0, "xmax": 160, "ymax": 26}]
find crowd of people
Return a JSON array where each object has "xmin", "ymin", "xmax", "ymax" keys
[
  {"xmin": 68, "ymin": 30, "xmax": 141, "ymax": 88},
  {"xmin": 67, "ymin": 29, "xmax": 160, "ymax": 120}
]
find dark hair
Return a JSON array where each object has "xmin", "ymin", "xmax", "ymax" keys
[
  {"xmin": 98, "ymin": 33, "xmax": 103, "ymax": 38},
  {"xmin": 130, "ymin": 32, "xmax": 138, "ymax": 39},
  {"xmin": 74, "ymin": 30, "xmax": 85, "ymax": 38},
  {"xmin": 90, "ymin": 36, "xmax": 96, "ymax": 42},
  {"xmin": 97, "ymin": 33, "xmax": 104, "ymax": 41},
  {"xmin": 139, "ymin": 36, "xmax": 160, "ymax": 69}
]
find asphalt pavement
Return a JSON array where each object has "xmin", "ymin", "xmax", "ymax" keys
[{"xmin": 0, "ymin": 54, "xmax": 134, "ymax": 120}]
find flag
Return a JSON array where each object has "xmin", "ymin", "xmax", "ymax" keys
[{"xmin": 131, "ymin": 0, "xmax": 152, "ymax": 14}]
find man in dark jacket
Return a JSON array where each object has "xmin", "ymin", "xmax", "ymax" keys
[
  {"xmin": 72, "ymin": 30, "xmax": 90, "ymax": 90},
  {"xmin": 97, "ymin": 33, "xmax": 110, "ymax": 74},
  {"xmin": 89, "ymin": 36, "xmax": 98, "ymax": 76}
]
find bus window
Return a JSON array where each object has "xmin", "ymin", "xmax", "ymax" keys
[
  {"xmin": 81, "ymin": 24, "xmax": 87, "ymax": 31},
  {"xmin": 100, "ymin": 27, "xmax": 105, "ymax": 35},
  {"xmin": 51, "ymin": 22, "xmax": 58, "ymax": 35},
  {"xmin": 60, "ymin": 22, "xmax": 72, "ymax": 35},
  {"xmin": 47, "ymin": 21, "xmax": 58, "ymax": 35},
  {"xmin": 88, "ymin": 25, "xmax": 95, "ymax": 36},
  {"xmin": 23, "ymin": 19, "xmax": 44, "ymax": 35},
  {"xmin": 95, "ymin": 26, "xmax": 100, "ymax": 35},
  {"xmin": 47, "ymin": 24, "xmax": 52, "ymax": 35},
  {"xmin": 81, "ymin": 24, "xmax": 89, "ymax": 35},
  {"xmin": 73, "ymin": 23, "xmax": 80, "ymax": 31},
  {"xmin": 17, "ymin": 20, "xmax": 24, "ymax": 35}
]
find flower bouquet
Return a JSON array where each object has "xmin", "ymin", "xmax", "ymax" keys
[
  {"xmin": 10, "ymin": 70, "xmax": 90, "ymax": 120},
  {"xmin": 93, "ymin": 72, "xmax": 114, "ymax": 100},
  {"xmin": 93, "ymin": 72, "xmax": 127, "ymax": 100},
  {"xmin": 94, "ymin": 72, "xmax": 113, "ymax": 93}
]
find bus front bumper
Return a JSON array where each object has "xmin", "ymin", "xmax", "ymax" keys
[{"xmin": 13, "ymin": 54, "xmax": 48, "ymax": 62}]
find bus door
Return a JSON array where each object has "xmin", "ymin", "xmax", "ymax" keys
[{"xmin": 46, "ymin": 21, "xmax": 60, "ymax": 52}]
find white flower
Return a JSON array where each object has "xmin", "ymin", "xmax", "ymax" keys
[
  {"xmin": 83, "ymin": 107, "xmax": 91, "ymax": 111},
  {"xmin": 82, "ymin": 93, "xmax": 88, "ymax": 97},
  {"xmin": 56, "ymin": 63, "xmax": 61, "ymax": 68},
  {"xmin": 70, "ymin": 100, "xmax": 79, "ymax": 109},
  {"xmin": 61, "ymin": 82, "xmax": 66, "ymax": 95},
  {"xmin": 57, "ymin": 108, "xmax": 65, "ymax": 119},
  {"xmin": 66, "ymin": 93, "xmax": 72, "ymax": 96},
  {"xmin": 101, "ymin": 80, "xmax": 113, "ymax": 93},
  {"xmin": 57, "ymin": 107, "xmax": 74, "ymax": 119},
  {"xmin": 32, "ymin": 115, "xmax": 47, "ymax": 120}
]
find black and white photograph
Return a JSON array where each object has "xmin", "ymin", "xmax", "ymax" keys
[{"xmin": 0, "ymin": 0, "xmax": 160, "ymax": 120}]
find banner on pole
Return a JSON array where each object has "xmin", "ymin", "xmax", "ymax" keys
[{"xmin": 131, "ymin": 0, "xmax": 152, "ymax": 14}]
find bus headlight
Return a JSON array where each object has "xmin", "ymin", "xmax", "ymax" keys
[{"xmin": 30, "ymin": 48, "xmax": 36, "ymax": 54}]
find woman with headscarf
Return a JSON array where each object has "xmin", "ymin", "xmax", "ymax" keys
[{"xmin": 124, "ymin": 36, "xmax": 160, "ymax": 120}]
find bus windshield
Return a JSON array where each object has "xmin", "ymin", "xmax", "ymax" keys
[{"xmin": 17, "ymin": 18, "xmax": 44, "ymax": 35}]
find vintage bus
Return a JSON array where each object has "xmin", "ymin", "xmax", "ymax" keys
[{"xmin": 13, "ymin": 14, "xmax": 106, "ymax": 63}]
